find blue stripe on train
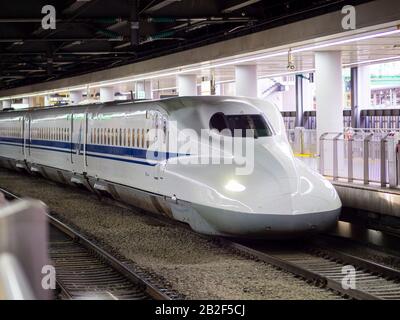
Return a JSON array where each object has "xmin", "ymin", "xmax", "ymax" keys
[{"xmin": 0, "ymin": 137, "xmax": 185, "ymax": 166}]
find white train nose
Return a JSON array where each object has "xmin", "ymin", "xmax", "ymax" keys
[{"xmin": 184, "ymin": 201, "xmax": 341, "ymax": 238}]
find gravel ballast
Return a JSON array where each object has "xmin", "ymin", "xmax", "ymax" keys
[{"xmin": 0, "ymin": 168, "xmax": 339, "ymax": 300}]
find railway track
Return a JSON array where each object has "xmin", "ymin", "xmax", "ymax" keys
[
  {"xmin": 3, "ymin": 179, "xmax": 400, "ymax": 300},
  {"xmin": 222, "ymin": 240, "xmax": 400, "ymax": 300},
  {"xmin": 0, "ymin": 188, "xmax": 177, "ymax": 300}
]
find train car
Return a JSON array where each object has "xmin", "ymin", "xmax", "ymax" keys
[{"xmin": 0, "ymin": 96, "xmax": 341, "ymax": 237}]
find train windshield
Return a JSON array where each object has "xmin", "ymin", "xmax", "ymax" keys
[{"xmin": 210, "ymin": 113, "xmax": 273, "ymax": 138}]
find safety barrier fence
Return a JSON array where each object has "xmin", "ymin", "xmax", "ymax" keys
[
  {"xmin": 287, "ymin": 128, "xmax": 317, "ymax": 156},
  {"xmin": 319, "ymin": 129, "xmax": 400, "ymax": 188},
  {"xmin": 282, "ymin": 109, "xmax": 400, "ymax": 131}
]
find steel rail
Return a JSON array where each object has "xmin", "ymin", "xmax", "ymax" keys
[
  {"xmin": 0, "ymin": 187, "xmax": 173, "ymax": 300},
  {"xmin": 221, "ymin": 239, "xmax": 400, "ymax": 300}
]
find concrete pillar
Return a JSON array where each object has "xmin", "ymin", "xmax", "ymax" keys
[
  {"xmin": 303, "ymin": 75, "xmax": 314, "ymax": 111},
  {"xmin": 357, "ymin": 65, "xmax": 371, "ymax": 110},
  {"xmin": 295, "ymin": 75, "xmax": 304, "ymax": 127},
  {"xmin": 44, "ymin": 96, "xmax": 51, "ymax": 107},
  {"xmin": 315, "ymin": 51, "xmax": 344, "ymax": 142},
  {"xmin": 235, "ymin": 65, "xmax": 258, "ymax": 98},
  {"xmin": 99, "ymin": 87, "xmax": 114, "ymax": 102},
  {"xmin": 135, "ymin": 81, "xmax": 152, "ymax": 99},
  {"xmin": 70, "ymin": 90, "xmax": 84, "ymax": 105},
  {"xmin": 22, "ymin": 97, "xmax": 30, "ymax": 107},
  {"xmin": 177, "ymin": 74, "xmax": 197, "ymax": 96}
]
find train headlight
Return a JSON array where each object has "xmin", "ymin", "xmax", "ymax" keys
[{"xmin": 225, "ymin": 180, "xmax": 246, "ymax": 193}]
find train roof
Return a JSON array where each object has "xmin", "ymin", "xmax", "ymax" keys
[{"xmin": 0, "ymin": 96, "xmax": 270, "ymax": 115}]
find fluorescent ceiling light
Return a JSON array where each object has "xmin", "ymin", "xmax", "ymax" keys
[
  {"xmin": 2, "ymin": 27, "xmax": 400, "ymax": 101},
  {"xmin": 343, "ymin": 56, "xmax": 400, "ymax": 67}
]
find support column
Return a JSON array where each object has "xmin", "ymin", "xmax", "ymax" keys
[
  {"xmin": 315, "ymin": 51, "xmax": 344, "ymax": 143},
  {"xmin": 357, "ymin": 65, "xmax": 371, "ymax": 110},
  {"xmin": 44, "ymin": 96, "xmax": 51, "ymax": 107},
  {"xmin": 3, "ymin": 100, "xmax": 11, "ymax": 109},
  {"xmin": 350, "ymin": 67, "xmax": 359, "ymax": 128},
  {"xmin": 295, "ymin": 74, "xmax": 304, "ymax": 127},
  {"xmin": 22, "ymin": 97, "xmax": 30, "ymax": 107},
  {"xmin": 235, "ymin": 65, "xmax": 258, "ymax": 97},
  {"xmin": 135, "ymin": 81, "xmax": 152, "ymax": 99},
  {"xmin": 70, "ymin": 90, "xmax": 84, "ymax": 105},
  {"xmin": 99, "ymin": 87, "xmax": 115, "ymax": 102},
  {"xmin": 177, "ymin": 74, "xmax": 197, "ymax": 96},
  {"xmin": 302, "ymin": 74, "xmax": 314, "ymax": 111}
]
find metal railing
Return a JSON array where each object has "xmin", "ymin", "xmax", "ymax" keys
[
  {"xmin": 319, "ymin": 129, "xmax": 400, "ymax": 188},
  {"xmin": 287, "ymin": 128, "xmax": 317, "ymax": 156}
]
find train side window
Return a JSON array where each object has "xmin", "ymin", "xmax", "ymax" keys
[
  {"xmin": 137, "ymin": 129, "xmax": 141, "ymax": 148},
  {"xmin": 142, "ymin": 129, "xmax": 145, "ymax": 149},
  {"xmin": 146, "ymin": 129, "xmax": 150, "ymax": 149},
  {"xmin": 163, "ymin": 117, "xmax": 168, "ymax": 143},
  {"xmin": 132, "ymin": 129, "xmax": 135, "ymax": 147},
  {"xmin": 119, "ymin": 128, "xmax": 122, "ymax": 146},
  {"xmin": 127, "ymin": 129, "xmax": 131, "ymax": 147}
]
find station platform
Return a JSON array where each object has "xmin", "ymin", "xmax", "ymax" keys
[
  {"xmin": 298, "ymin": 156, "xmax": 400, "ymax": 224},
  {"xmin": 332, "ymin": 180, "xmax": 400, "ymax": 219}
]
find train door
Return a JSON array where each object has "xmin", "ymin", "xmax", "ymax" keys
[
  {"xmin": 15, "ymin": 115, "xmax": 24, "ymax": 161},
  {"xmin": 153, "ymin": 112, "xmax": 169, "ymax": 190},
  {"xmin": 71, "ymin": 111, "xmax": 88, "ymax": 175},
  {"xmin": 23, "ymin": 114, "xmax": 31, "ymax": 161}
]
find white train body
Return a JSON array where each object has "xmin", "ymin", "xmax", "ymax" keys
[{"xmin": 0, "ymin": 96, "xmax": 341, "ymax": 237}]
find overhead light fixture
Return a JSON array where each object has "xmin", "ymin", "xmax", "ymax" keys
[
  {"xmin": 292, "ymin": 28, "xmax": 400, "ymax": 54},
  {"xmin": 2, "ymin": 27, "xmax": 400, "ymax": 101},
  {"xmin": 343, "ymin": 56, "xmax": 400, "ymax": 67}
]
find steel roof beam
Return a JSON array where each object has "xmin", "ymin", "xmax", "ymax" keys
[
  {"xmin": 222, "ymin": 0, "xmax": 262, "ymax": 13},
  {"xmin": 143, "ymin": 0, "xmax": 182, "ymax": 13}
]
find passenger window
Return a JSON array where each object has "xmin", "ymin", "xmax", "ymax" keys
[
  {"xmin": 137, "ymin": 129, "xmax": 140, "ymax": 148},
  {"xmin": 146, "ymin": 129, "xmax": 150, "ymax": 149},
  {"xmin": 142, "ymin": 129, "xmax": 145, "ymax": 149},
  {"xmin": 127, "ymin": 129, "xmax": 131, "ymax": 147},
  {"xmin": 132, "ymin": 129, "xmax": 135, "ymax": 147}
]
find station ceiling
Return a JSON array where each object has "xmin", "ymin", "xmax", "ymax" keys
[{"xmin": 0, "ymin": 0, "xmax": 373, "ymax": 91}]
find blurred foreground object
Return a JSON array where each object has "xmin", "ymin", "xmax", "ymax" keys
[{"xmin": 0, "ymin": 196, "xmax": 51, "ymax": 300}]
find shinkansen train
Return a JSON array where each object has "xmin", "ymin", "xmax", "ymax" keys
[{"xmin": 0, "ymin": 96, "xmax": 341, "ymax": 237}]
